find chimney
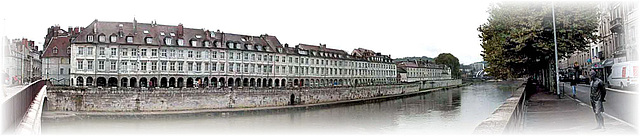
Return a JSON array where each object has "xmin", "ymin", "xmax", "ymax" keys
[
  {"xmin": 284, "ymin": 43, "xmax": 289, "ymax": 48},
  {"xmin": 320, "ymin": 43, "xmax": 326, "ymax": 49},
  {"xmin": 177, "ymin": 23, "xmax": 184, "ymax": 37}
]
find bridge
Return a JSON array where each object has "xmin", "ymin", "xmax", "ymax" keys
[{"xmin": 1, "ymin": 80, "xmax": 47, "ymax": 135}]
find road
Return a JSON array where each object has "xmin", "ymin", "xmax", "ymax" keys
[{"xmin": 559, "ymin": 81, "xmax": 638, "ymax": 126}]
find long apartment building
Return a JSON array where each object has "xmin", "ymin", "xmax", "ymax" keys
[
  {"xmin": 70, "ymin": 19, "xmax": 397, "ymax": 88},
  {"xmin": 396, "ymin": 60, "xmax": 451, "ymax": 83}
]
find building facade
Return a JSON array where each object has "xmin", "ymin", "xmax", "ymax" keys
[
  {"xmin": 396, "ymin": 60, "xmax": 451, "ymax": 83},
  {"xmin": 42, "ymin": 25, "xmax": 82, "ymax": 86},
  {"xmin": 3, "ymin": 38, "xmax": 41, "ymax": 85},
  {"xmin": 70, "ymin": 20, "xmax": 397, "ymax": 88}
]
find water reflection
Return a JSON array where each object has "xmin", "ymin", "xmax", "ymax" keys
[{"xmin": 43, "ymin": 81, "xmax": 516, "ymax": 135}]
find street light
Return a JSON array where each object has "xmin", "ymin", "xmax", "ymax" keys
[{"xmin": 552, "ymin": 2, "xmax": 561, "ymax": 99}]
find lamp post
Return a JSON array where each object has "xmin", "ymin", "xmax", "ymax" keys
[{"xmin": 552, "ymin": 2, "xmax": 561, "ymax": 99}]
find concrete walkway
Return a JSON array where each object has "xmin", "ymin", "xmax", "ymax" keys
[{"xmin": 524, "ymin": 91, "xmax": 637, "ymax": 134}]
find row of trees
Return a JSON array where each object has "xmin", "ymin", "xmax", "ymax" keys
[{"xmin": 478, "ymin": 1, "xmax": 600, "ymax": 90}]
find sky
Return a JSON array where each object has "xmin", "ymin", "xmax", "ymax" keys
[{"xmin": 0, "ymin": 0, "xmax": 496, "ymax": 65}]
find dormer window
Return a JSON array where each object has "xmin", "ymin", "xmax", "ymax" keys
[
  {"xmin": 241, "ymin": 38, "xmax": 247, "ymax": 42},
  {"xmin": 235, "ymin": 43, "xmax": 242, "ymax": 49},
  {"xmin": 204, "ymin": 41, "xmax": 210, "ymax": 47},
  {"xmin": 256, "ymin": 45, "xmax": 263, "ymax": 51},
  {"xmin": 177, "ymin": 39, "xmax": 184, "ymax": 46},
  {"xmin": 98, "ymin": 35, "xmax": 106, "ymax": 42},
  {"xmin": 87, "ymin": 35, "xmax": 94, "ymax": 42},
  {"xmin": 195, "ymin": 35, "xmax": 202, "ymax": 39},
  {"xmin": 160, "ymin": 32, "xmax": 165, "ymax": 36},
  {"xmin": 165, "ymin": 38, "xmax": 172, "ymax": 45},
  {"xmin": 277, "ymin": 48, "xmax": 283, "ymax": 53},
  {"xmin": 215, "ymin": 41, "xmax": 221, "ymax": 47},
  {"xmin": 227, "ymin": 42, "xmax": 233, "ymax": 48},
  {"xmin": 67, "ymin": 47, "xmax": 71, "ymax": 54},
  {"xmin": 126, "ymin": 36, "xmax": 133, "ymax": 43},
  {"xmin": 170, "ymin": 33, "xmax": 176, "ymax": 36},
  {"xmin": 190, "ymin": 40, "xmax": 197, "ymax": 46},
  {"xmin": 143, "ymin": 30, "xmax": 149, "ymax": 34},
  {"xmin": 53, "ymin": 47, "xmax": 58, "ymax": 54},
  {"xmin": 145, "ymin": 37, "xmax": 153, "ymax": 44},
  {"xmin": 110, "ymin": 35, "xmax": 117, "ymax": 43},
  {"xmin": 246, "ymin": 44, "xmax": 253, "ymax": 50}
]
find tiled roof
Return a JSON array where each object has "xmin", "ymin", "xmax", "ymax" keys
[{"xmin": 42, "ymin": 36, "xmax": 70, "ymax": 58}]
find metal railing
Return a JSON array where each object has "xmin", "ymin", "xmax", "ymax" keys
[{"xmin": 1, "ymin": 80, "xmax": 45, "ymax": 134}]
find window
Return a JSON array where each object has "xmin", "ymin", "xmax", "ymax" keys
[
  {"xmin": 141, "ymin": 62, "xmax": 147, "ymax": 71},
  {"xmin": 229, "ymin": 63, "xmax": 233, "ymax": 72},
  {"xmin": 99, "ymin": 35, "xmax": 106, "ymax": 42},
  {"xmin": 141, "ymin": 49, "xmax": 147, "ymax": 56},
  {"xmin": 110, "ymin": 48, "xmax": 117, "ymax": 56},
  {"xmin": 177, "ymin": 39, "xmax": 184, "ymax": 46},
  {"xmin": 170, "ymin": 62, "xmax": 175, "ymax": 71},
  {"xmin": 188, "ymin": 62, "xmax": 193, "ymax": 71},
  {"xmin": 131, "ymin": 49, "xmax": 137, "ymax": 56},
  {"xmin": 244, "ymin": 53, "xmax": 249, "ymax": 60},
  {"xmin": 151, "ymin": 49, "xmax": 157, "ymax": 57},
  {"xmin": 188, "ymin": 51, "xmax": 193, "ymax": 58},
  {"xmin": 204, "ymin": 63, "xmax": 209, "ymax": 71},
  {"xmin": 191, "ymin": 40, "xmax": 197, "ymax": 46},
  {"xmin": 88, "ymin": 47, "xmax": 94, "ymax": 55},
  {"xmin": 121, "ymin": 61, "xmax": 127, "ymax": 70},
  {"xmin": 196, "ymin": 51, "xmax": 201, "ymax": 58},
  {"xmin": 251, "ymin": 54, "xmax": 255, "ymax": 61},
  {"xmin": 87, "ymin": 60, "xmax": 93, "ymax": 70},
  {"xmin": 122, "ymin": 48, "xmax": 128, "ymax": 56},
  {"xmin": 165, "ymin": 38, "xmax": 172, "ymax": 45},
  {"xmin": 110, "ymin": 35, "xmax": 117, "ymax": 42},
  {"xmin": 152, "ymin": 62, "xmax": 157, "ymax": 70},
  {"xmin": 99, "ymin": 47, "xmax": 105, "ymax": 55},
  {"xmin": 110, "ymin": 61, "xmax": 117, "ymax": 71},
  {"xmin": 212, "ymin": 51, "xmax": 218, "ymax": 59},
  {"xmin": 169, "ymin": 49, "xmax": 174, "ymax": 57},
  {"xmin": 53, "ymin": 47, "xmax": 58, "ymax": 54},
  {"xmin": 78, "ymin": 47, "xmax": 84, "ymax": 55},
  {"xmin": 220, "ymin": 52, "xmax": 225, "ymax": 59},
  {"xmin": 145, "ymin": 37, "xmax": 153, "ymax": 44},
  {"xmin": 161, "ymin": 61, "xmax": 167, "ymax": 71},
  {"xmin": 126, "ymin": 36, "xmax": 133, "ymax": 43},
  {"xmin": 275, "ymin": 56, "xmax": 279, "ymax": 62},
  {"xmin": 213, "ymin": 63, "xmax": 217, "ymax": 71},
  {"xmin": 59, "ymin": 68, "xmax": 64, "ymax": 74},
  {"xmin": 87, "ymin": 35, "xmax": 94, "ymax": 42},
  {"xmin": 78, "ymin": 60, "xmax": 83, "ymax": 70},
  {"xmin": 229, "ymin": 52, "xmax": 234, "ymax": 60},
  {"xmin": 221, "ymin": 63, "xmax": 225, "ymax": 72},
  {"xmin": 203, "ymin": 51, "xmax": 208, "ymax": 59},
  {"xmin": 178, "ymin": 50, "xmax": 184, "ymax": 58},
  {"xmin": 196, "ymin": 63, "xmax": 201, "ymax": 71},
  {"xmin": 204, "ymin": 41, "xmax": 210, "ymax": 47}
]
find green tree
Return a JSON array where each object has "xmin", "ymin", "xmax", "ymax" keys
[
  {"xmin": 478, "ymin": 1, "xmax": 599, "ymax": 80},
  {"xmin": 435, "ymin": 53, "xmax": 461, "ymax": 79}
]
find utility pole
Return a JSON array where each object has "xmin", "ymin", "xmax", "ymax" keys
[{"xmin": 552, "ymin": 2, "xmax": 561, "ymax": 99}]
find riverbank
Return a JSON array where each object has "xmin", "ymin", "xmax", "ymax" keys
[{"xmin": 43, "ymin": 83, "xmax": 469, "ymax": 119}]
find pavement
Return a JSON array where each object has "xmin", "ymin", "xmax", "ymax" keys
[
  {"xmin": 523, "ymin": 88, "xmax": 638, "ymax": 134},
  {"xmin": 560, "ymin": 82, "xmax": 638, "ymax": 126},
  {"xmin": 1, "ymin": 84, "xmax": 28, "ymax": 101}
]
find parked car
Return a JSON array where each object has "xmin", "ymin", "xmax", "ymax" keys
[{"xmin": 607, "ymin": 61, "xmax": 638, "ymax": 89}]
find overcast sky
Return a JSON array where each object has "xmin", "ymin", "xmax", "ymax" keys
[{"xmin": 0, "ymin": 0, "xmax": 496, "ymax": 65}]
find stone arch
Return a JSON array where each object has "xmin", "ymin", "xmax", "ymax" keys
[
  {"xmin": 257, "ymin": 78, "xmax": 262, "ymax": 87},
  {"xmin": 268, "ymin": 78, "xmax": 273, "ymax": 87},
  {"xmin": 250, "ymin": 78, "xmax": 256, "ymax": 87},
  {"xmin": 130, "ymin": 77, "xmax": 137, "ymax": 87},
  {"xmin": 108, "ymin": 77, "xmax": 118, "ymax": 87},
  {"xmin": 169, "ymin": 77, "xmax": 176, "ymax": 88},
  {"xmin": 121, "ymin": 77, "xmax": 128, "ymax": 87},
  {"xmin": 140, "ymin": 77, "xmax": 148, "ymax": 88},
  {"xmin": 228, "ymin": 78, "xmax": 234, "ymax": 87},
  {"xmin": 218, "ymin": 77, "xmax": 225, "ymax": 87},
  {"xmin": 211, "ymin": 77, "xmax": 218, "ymax": 87},
  {"xmin": 161, "ymin": 77, "xmax": 168, "ymax": 88},
  {"xmin": 293, "ymin": 79, "xmax": 299, "ymax": 87},
  {"xmin": 177, "ymin": 77, "xmax": 184, "ymax": 88},
  {"xmin": 243, "ymin": 78, "xmax": 249, "ymax": 87},
  {"xmin": 275, "ymin": 79, "xmax": 280, "ymax": 87},
  {"xmin": 96, "ymin": 77, "xmax": 107, "ymax": 87},
  {"xmin": 150, "ymin": 77, "xmax": 158, "ymax": 88},
  {"xmin": 187, "ymin": 77, "xmax": 194, "ymax": 88},
  {"xmin": 281, "ymin": 79, "xmax": 286, "ymax": 88},
  {"xmin": 235, "ymin": 78, "xmax": 241, "ymax": 87},
  {"xmin": 76, "ymin": 76, "xmax": 84, "ymax": 86},
  {"xmin": 202, "ymin": 77, "xmax": 208, "ymax": 88}
]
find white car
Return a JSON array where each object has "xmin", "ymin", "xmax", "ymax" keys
[{"xmin": 607, "ymin": 61, "xmax": 638, "ymax": 89}]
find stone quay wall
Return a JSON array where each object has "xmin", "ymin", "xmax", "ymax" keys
[{"xmin": 45, "ymin": 79, "xmax": 461, "ymax": 112}]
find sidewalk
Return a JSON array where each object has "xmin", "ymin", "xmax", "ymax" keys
[{"xmin": 523, "ymin": 91, "xmax": 637, "ymax": 134}]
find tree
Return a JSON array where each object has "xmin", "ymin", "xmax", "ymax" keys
[
  {"xmin": 478, "ymin": 1, "xmax": 599, "ymax": 80},
  {"xmin": 435, "ymin": 53, "xmax": 461, "ymax": 79}
]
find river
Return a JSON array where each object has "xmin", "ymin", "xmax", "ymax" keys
[{"xmin": 42, "ymin": 81, "xmax": 519, "ymax": 135}]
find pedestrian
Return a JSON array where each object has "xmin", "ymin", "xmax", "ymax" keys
[
  {"xmin": 589, "ymin": 70, "xmax": 607, "ymax": 130},
  {"xmin": 571, "ymin": 62, "xmax": 580, "ymax": 98}
]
